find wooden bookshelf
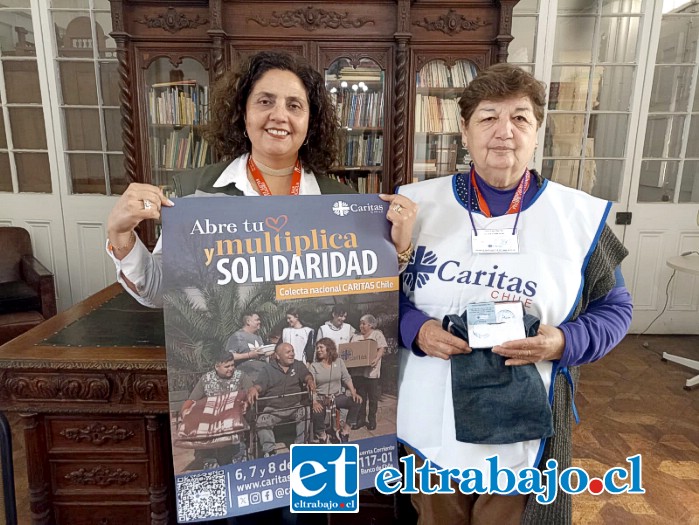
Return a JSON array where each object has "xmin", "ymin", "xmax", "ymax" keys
[{"xmin": 109, "ymin": 0, "xmax": 515, "ymax": 247}]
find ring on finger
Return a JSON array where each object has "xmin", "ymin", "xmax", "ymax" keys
[
  {"xmin": 392, "ymin": 203, "xmax": 404, "ymax": 214},
  {"xmin": 143, "ymin": 199, "xmax": 153, "ymax": 210},
  {"xmin": 527, "ymin": 349, "xmax": 532, "ymax": 357}
]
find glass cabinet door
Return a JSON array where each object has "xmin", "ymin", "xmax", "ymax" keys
[
  {"xmin": 412, "ymin": 59, "xmax": 477, "ymax": 182},
  {"xmin": 325, "ymin": 57, "xmax": 385, "ymax": 193},
  {"xmin": 144, "ymin": 57, "xmax": 210, "ymax": 195}
]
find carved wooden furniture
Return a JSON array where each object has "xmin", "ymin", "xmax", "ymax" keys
[
  {"xmin": 0, "ymin": 227, "xmax": 57, "ymax": 346},
  {"xmin": 108, "ymin": 0, "xmax": 517, "ymax": 247},
  {"xmin": 0, "ymin": 284, "xmax": 172, "ymax": 525},
  {"xmin": 0, "ymin": 410, "xmax": 18, "ymax": 525}
]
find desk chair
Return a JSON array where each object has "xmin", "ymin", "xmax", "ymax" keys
[
  {"xmin": 662, "ymin": 254, "xmax": 699, "ymax": 390},
  {"xmin": 0, "ymin": 412, "xmax": 17, "ymax": 525}
]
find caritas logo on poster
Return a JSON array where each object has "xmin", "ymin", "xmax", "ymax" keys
[{"xmin": 332, "ymin": 200, "xmax": 384, "ymax": 217}]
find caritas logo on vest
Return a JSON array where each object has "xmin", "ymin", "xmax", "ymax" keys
[{"xmin": 403, "ymin": 245, "xmax": 537, "ymax": 308}]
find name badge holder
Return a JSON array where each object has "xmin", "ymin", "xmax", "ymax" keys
[
  {"xmin": 466, "ymin": 167, "xmax": 525, "ymax": 255},
  {"xmin": 471, "ymin": 228, "xmax": 520, "ymax": 254}
]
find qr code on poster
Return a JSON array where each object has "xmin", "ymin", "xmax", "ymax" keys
[{"xmin": 176, "ymin": 469, "xmax": 228, "ymax": 522}]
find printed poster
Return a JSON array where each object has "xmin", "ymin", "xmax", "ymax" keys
[{"xmin": 161, "ymin": 194, "xmax": 399, "ymax": 522}]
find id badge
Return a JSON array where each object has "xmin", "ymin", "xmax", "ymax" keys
[
  {"xmin": 471, "ymin": 228, "xmax": 520, "ymax": 254},
  {"xmin": 465, "ymin": 301, "xmax": 526, "ymax": 348}
]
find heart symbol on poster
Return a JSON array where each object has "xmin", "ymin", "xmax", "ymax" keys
[{"xmin": 265, "ymin": 215, "xmax": 288, "ymax": 232}]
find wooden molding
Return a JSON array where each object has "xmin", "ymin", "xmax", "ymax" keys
[
  {"xmin": 134, "ymin": 376, "xmax": 169, "ymax": 403},
  {"xmin": 4, "ymin": 374, "xmax": 110, "ymax": 402},
  {"xmin": 413, "ymin": 9, "xmax": 490, "ymax": 36},
  {"xmin": 134, "ymin": 7, "xmax": 209, "ymax": 34},
  {"xmin": 59, "ymin": 423, "xmax": 136, "ymax": 445},
  {"xmin": 64, "ymin": 466, "xmax": 139, "ymax": 486},
  {"xmin": 248, "ymin": 6, "xmax": 375, "ymax": 32}
]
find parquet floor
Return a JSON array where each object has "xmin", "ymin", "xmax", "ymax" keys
[
  {"xmin": 5, "ymin": 335, "xmax": 699, "ymax": 524},
  {"xmin": 571, "ymin": 334, "xmax": 699, "ymax": 525}
]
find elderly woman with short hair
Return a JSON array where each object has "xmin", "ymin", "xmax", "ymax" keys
[
  {"xmin": 350, "ymin": 314, "xmax": 388, "ymax": 431},
  {"xmin": 397, "ymin": 63, "xmax": 632, "ymax": 525}
]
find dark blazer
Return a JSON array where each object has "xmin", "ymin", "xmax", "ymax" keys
[{"xmin": 173, "ymin": 160, "xmax": 355, "ymax": 197}]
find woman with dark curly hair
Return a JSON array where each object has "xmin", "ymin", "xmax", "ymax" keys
[
  {"xmin": 204, "ymin": 52, "xmax": 339, "ymax": 177},
  {"xmin": 105, "ymin": 50, "xmax": 418, "ymax": 307}
]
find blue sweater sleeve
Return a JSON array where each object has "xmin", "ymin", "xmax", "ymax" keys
[
  {"xmin": 401, "ymin": 264, "xmax": 632, "ymax": 365},
  {"xmin": 558, "ymin": 283, "xmax": 633, "ymax": 367},
  {"xmin": 399, "ymin": 290, "xmax": 430, "ymax": 355}
]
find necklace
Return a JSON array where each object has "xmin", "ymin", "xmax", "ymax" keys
[
  {"xmin": 253, "ymin": 159, "xmax": 295, "ymax": 177},
  {"xmin": 248, "ymin": 156, "xmax": 302, "ymax": 196}
]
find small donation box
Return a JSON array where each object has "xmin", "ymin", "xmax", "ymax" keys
[{"xmin": 339, "ymin": 339, "xmax": 378, "ymax": 368}]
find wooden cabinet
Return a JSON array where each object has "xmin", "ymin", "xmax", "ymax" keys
[{"xmin": 109, "ymin": 0, "xmax": 517, "ymax": 246}]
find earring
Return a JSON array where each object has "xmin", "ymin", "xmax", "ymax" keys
[
  {"xmin": 243, "ymin": 130, "xmax": 248, "ymax": 138},
  {"xmin": 303, "ymin": 136, "xmax": 309, "ymax": 146}
]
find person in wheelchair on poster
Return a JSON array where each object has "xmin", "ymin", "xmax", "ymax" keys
[
  {"xmin": 176, "ymin": 349, "xmax": 253, "ymax": 468},
  {"xmin": 247, "ymin": 342, "xmax": 315, "ymax": 458}
]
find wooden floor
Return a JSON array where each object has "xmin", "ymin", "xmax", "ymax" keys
[
  {"xmin": 571, "ymin": 334, "xmax": 699, "ymax": 525},
  {"xmin": 5, "ymin": 334, "xmax": 699, "ymax": 524}
]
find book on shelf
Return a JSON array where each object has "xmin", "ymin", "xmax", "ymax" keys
[
  {"xmin": 328, "ymin": 170, "xmax": 381, "ymax": 194},
  {"xmin": 151, "ymin": 79, "xmax": 198, "ymax": 88},
  {"xmin": 413, "ymin": 161, "xmax": 437, "ymax": 173},
  {"xmin": 148, "ymin": 82, "xmax": 209, "ymax": 126},
  {"xmin": 336, "ymin": 66, "xmax": 383, "ymax": 81},
  {"xmin": 151, "ymin": 128, "xmax": 211, "ymax": 171},
  {"xmin": 337, "ymin": 134, "xmax": 383, "ymax": 167},
  {"xmin": 414, "ymin": 95, "xmax": 460, "ymax": 133},
  {"xmin": 331, "ymin": 91, "xmax": 384, "ymax": 128},
  {"xmin": 416, "ymin": 60, "xmax": 477, "ymax": 88}
]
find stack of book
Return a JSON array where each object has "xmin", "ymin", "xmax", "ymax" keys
[
  {"xmin": 337, "ymin": 134, "xmax": 384, "ymax": 167},
  {"xmin": 148, "ymin": 80, "xmax": 209, "ymax": 126},
  {"xmin": 331, "ymin": 90, "xmax": 384, "ymax": 128},
  {"xmin": 150, "ymin": 129, "xmax": 210, "ymax": 171},
  {"xmin": 416, "ymin": 60, "xmax": 477, "ymax": 88},
  {"xmin": 414, "ymin": 96, "xmax": 460, "ymax": 133}
]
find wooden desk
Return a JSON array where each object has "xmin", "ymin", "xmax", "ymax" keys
[
  {"xmin": 0, "ymin": 284, "xmax": 173, "ymax": 524},
  {"xmin": 663, "ymin": 255, "xmax": 699, "ymax": 390}
]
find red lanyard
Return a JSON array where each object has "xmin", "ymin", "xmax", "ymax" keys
[
  {"xmin": 247, "ymin": 156, "xmax": 302, "ymax": 196},
  {"xmin": 470, "ymin": 166, "xmax": 531, "ymax": 218}
]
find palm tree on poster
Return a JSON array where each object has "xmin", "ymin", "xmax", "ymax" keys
[{"xmin": 163, "ymin": 280, "xmax": 284, "ymax": 386}]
